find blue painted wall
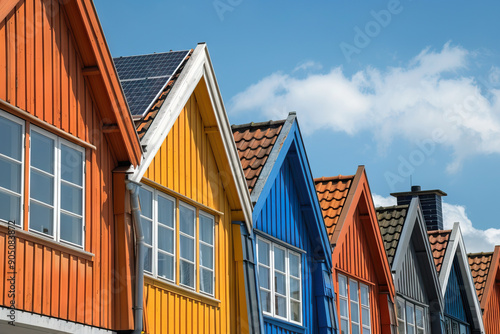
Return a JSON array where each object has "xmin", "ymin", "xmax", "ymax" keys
[{"xmin": 444, "ymin": 257, "xmax": 470, "ymax": 325}]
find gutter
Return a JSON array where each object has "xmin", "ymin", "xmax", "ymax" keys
[{"xmin": 126, "ymin": 180, "xmax": 145, "ymax": 334}]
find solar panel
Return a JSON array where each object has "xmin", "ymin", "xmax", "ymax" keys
[{"xmin": 114, "ymin": 50, "xmax": 190, "ymax": 117}]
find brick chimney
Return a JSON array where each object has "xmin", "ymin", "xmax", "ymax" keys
[{"xmin": 391, "ymin": 186, "xmax": 447, "ymax": 231}]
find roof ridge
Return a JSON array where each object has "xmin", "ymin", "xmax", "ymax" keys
[
  {"xmin": 231, "ymin": 119, "xmax": 286, "ymax": 130},
  {"xmin": 314, "ymin": 175, "xmax": 355, "ymax": 182},
  {"xmin": 114, "ymin": 49, "xmax": 191, "ymax": 60}
]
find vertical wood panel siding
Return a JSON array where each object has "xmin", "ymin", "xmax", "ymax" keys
[
  {"xmin": 444, "ymin": 258, "xmax": 468, "ymax": 322},
  {"xmin": 0, "ymin": 0, "xmax": 119, "ymax": 329},
  {"xmin": 254, "ymin": 157, "xmax": 316, "ymax": 333},
  {"xmin": 484, "ymin": 283, "xmax": 500, "ymax": 334},
  {"xmin": 334, "ymin": 208, "xmax": 382, "ymax": 333},
  {"xmin": 395, "ymin": 243, "xmax": 427, "ymax": 304},
  {"xmin": 143, "ymin": 95, "xmax": 241, "ymax": 334}
]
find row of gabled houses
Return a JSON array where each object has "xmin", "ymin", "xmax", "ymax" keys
[{"xmin": 0, "ymin": 1, "xmax": 499, "ymax": 333}]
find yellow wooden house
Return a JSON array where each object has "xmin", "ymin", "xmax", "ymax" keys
[{"xmin": 114, "ymin": 44, "xmax": 257, "ymax": 333}]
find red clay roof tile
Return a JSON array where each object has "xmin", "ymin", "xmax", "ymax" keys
[
  {"xmin": 468, "ymin": 252, "xmax": 494, "ymax": 302},
  {"xmin": 314, "ymin": 175, "xmax": 354, "ymax": 239},
  {"xmin": 232, "ymin": 120, "xmax": 285, "ymax": 193},
  {"xmin": 427, "ymin": 230, "xmax": 452, "ymax": 273}
]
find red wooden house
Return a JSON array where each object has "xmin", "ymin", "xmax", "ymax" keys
[
  {"xmin": 315, "ymin": 166, "xmax": 396, "ymax": 334},
  {"xmin": 0, "ymin": 0, "xmax": 142, "ymax": 332},
  {"xmin": 469, "ymin": 246, "xmax": 500, "ymax": 334}
]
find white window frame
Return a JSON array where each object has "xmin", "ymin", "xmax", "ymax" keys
[
  {"xmin": 198, "ymin": 211, "xmax": 215, "ymax": 296},
  {"xmin": 349, "ymin": 279, "xmax": 361, "ymax": 334},
  {"xmin": 256, "ymin": 236, "xmax": 302, "ymax": 326},
  {"xmin": 397, "ymin": 297, "xmax": 427, "ymax": 334},
  {"xmin": 406, "ymin": 303, "xmax": 415, "ymax": 334},
  {"xmin": 397, "ymin": 297, "xmax": 406, "ymax": 334},
  {"xmin": 338, "ymin": 274, "xmax": 350, "ymax": 334},
  {"xmin": 338, "ymin": 274, "xmax": 372, "ymax": 334},
  {"xmin": 28, "ymin": 126, "xmax": 85, "ymax": 248},
  {"xmin": 360, "ymin": 283, "xmax": 371, "ymax": 333},
  {"xmin": 0, "ymin": 110, "xmax": 25, "ymax": 228},
  {"xmin": 178, "ymin": 201, "xmax": 196, "ymax": 290},
  {"xmin": 155, "ymin": 191, "xmax": 176, "ymax": 283}
]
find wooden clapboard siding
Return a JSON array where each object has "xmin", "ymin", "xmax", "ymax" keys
[
  {"xmin": 395, "ymin": 242, "xmax": 428, "ymax": 304},
  {"xmin": 142, "ymin": 94, "xmax": 242, "ymax": 334},
  {"xmin": 334, "ymin": 207, "xmax": 382, "ymax": 333},
  {"xmin": 483, "ymin": 282, "xmax": 500, "ymax": 334},
  {"xmin": 0, "ymin": 0, "xmax": 130, "ymax": 330}
]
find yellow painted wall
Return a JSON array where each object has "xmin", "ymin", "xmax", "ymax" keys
[{"xmin": 142, "ymin": 94, "xmax": 244, "ymax": 334}]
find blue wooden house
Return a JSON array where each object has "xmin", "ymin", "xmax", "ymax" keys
[{"xmin": 232, "ymin": 112, "xmax": 337, "ymax": 334}]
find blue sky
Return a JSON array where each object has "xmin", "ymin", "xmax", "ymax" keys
[{"xmin": 94, "ymin": 0, "xmax": 500, "ymax": 252}]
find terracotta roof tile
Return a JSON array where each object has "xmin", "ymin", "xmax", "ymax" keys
[
  {"xmin": 232, "ymin": 120, "xmax": 285, "ymax": 193},
  {"xmin": 376, "ymin": 205, "xmax": 408, "ymax": 267},
  {"xmin": 314, "ymin": 175, "xmax": 354, "ymax": 239},
  {"xmin": 427, "ymin": 230, "xmax": 452, "ymax": 273},
  {"xmin": 132, "ymin": 50, "xmax": 193, "ymax": 140},
  {"xmin": 468, "ymin": 252, "xmax": 493, "ymax": 302}
]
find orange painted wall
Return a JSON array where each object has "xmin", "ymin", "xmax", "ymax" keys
[
  {"xmin": 333, "ymin": 207, "xmax": 383, "ymax": 334},
  {"xmin": 0, "ymin": 0, "xmax": 129, "ymax": 330},
  {"xmin": 483, "ymin": 282, "xmax": 500, "ymax": 333},
  {"xmin": 142, "ymin": 94, "xmax": 244, "ymax": 334}
]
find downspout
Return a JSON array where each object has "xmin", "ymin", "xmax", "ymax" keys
[{"xmin": 126, "ymin": 180, "xmax": 144, "ymax": 334}]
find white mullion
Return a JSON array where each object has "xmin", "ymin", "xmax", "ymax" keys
[
  {"xmin": 285, "ymin": 249, "xmax": 290, "ymax": 322},
  {"xmin": 0, "ymin": 152, "xmax": 22, "ymax": 164},
  {"xmin": 270, "ymin": 240, "xmax": 275, "ymax": 318},
  {"xmin": 54, "ymin": 135, "xmax": 60, "ymax": 243},
  {"xmin": 0, "ymin": 187, "xmax": 23, "ymax": 198},
  {"xmin": 153, "ymin": 191, "xmax": 158, "ymax": 277},
  {"xmin": 60, "ymin": 178, "xmax": 84, "ymax": 190}
]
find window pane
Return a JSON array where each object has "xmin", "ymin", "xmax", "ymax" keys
[
  {"xmin": 340, "ymin": 319, "xmax": 349, "ymax": 334},
  {"xmin": 415, "ymin": 307, "xmax": 424, "ymax": 327},
  {"xmin": 289, "ymin": 252, "xmax": 300, "ymax": 277},
  {"xmin": 274, "ymin": 247, "xmax": 285, "ymax": 272},
  {"xmin": 158, "ymin": 225, "xmax": 174, "ymax": 254},
  {"xmin": 180, "ymin": 260, "xmax": 194, "ymax": 288},
  {"xmin": 200, "ymin": 268, "xmax": 213, "ymax": 294},
  {"xmin": 407, "ymin": 326, "xmax": 415, "ymax": 334},
  {"xmin": 290, "ymin": 277, "xmax": 300, "ymax": 300},
  {"xmin": 360, "ymin": 284, "xmax": 369, "ymax": 306},
  {"xmin": 157, "ymin": 196, "xmax": 174, "ymax": 228},
  {"xmin": 398, "ymin": 320, "xmax": 406, "ymax": 334},
  {"xmin": 459, "ymin": 324, "xmax": 466, "ymax": 334},
  {"xmin": 0, "ymin": 156, "xmax": 21, "ymax": 193},
  {"xmin": 144, "ymin": 246, "xmax": 152, "ymax": 273},
  {"xmin": 200, "ymin": 243, "xmax": 213, "ymax": 268},
  {"xmin": 350, "ymin": 280, "xmax": 359, "ymax": 302},
  {"xmin": 199, "ymin": 214, "xmax": 214, "ymax": 244},
  {"xmin": 180, "ymin": 235, "xmax": 194, "ymax": 262},
  {"xmin": 60, "ymin": 213, "xmax": 82, "ymax": 245},
  {"xmin": 29, "ymin": 201, "xmax": 53, "ymax": 236},
  {"xmin": 179, "ymin": 205, "xmax": 195, "ymax": 236},
  {"xmin": 60, "ymin": 144, "xmax": 83, "ymax": 186},
  {"xmin": 351, "ymin": 301, "xmax": 359, "ymax": 322},
  {"xmin": 257, "ymin": 239, "xmax": 270, "ymax": 266},
  {"xmin": 406, "ymin": 304, "xmax": 415, "ymax": 324},
  {"xmin": 31, "ymin": 131, "xmax": 54, "ymax": 173},
  {"xmin": 362, "ymin": 306, "xmax": 371, "ymax": 326},
  {"xmin": 417, "ymin": 330, "xmax": 424, "ymax": 334},
  {"xmin": 139, "ymin": 188, "xmax": 152, "ymax": 219},
  {"xmin": 339, "ymin": 275, "xmax": 347, "ymax": 297},
  {"xmin": 352, "ymin": 324, "xmax": 360, "ymax": 334},
  {"xmin": 141, "ymin": 217, "xmax": 152, "ymax": 245},
  {"xmin": 61, "ymin": 183, "xmax": 82, "ymax": 215},
  {"xmin": 290, "ymin": 300, "xmax": 301, "ymax": 322},
  {"xmin": 363, "ymin": 329, "xmax": 371, "ymax": 334},
  {"xmin": 397, "ymin": 298, "xmax": 405, "ymax": 320},
  {"xmin": 340, "ymin": 298, "xmax": 348, "ymax": 317},
  {"xmin": 275, "ymin": 295, "xmax": 286, "ymax": 318},
  {"xmin": 157, "ymin": 252, "xmax": 174, "ymax": 281},
  {"xmin": 260, "ymin": 290, "xmax": 271, "ymax": 313},
  {"xmin": 0, "ymin": 191, "xmax": 20, "ymax": 224},
  {"xmin": 0, "ymin": 116, "xmax": 22, "ymax": 160},
  {"xmin": 259, "ymin": 266, "xmax": 270, "ymax": 289},
  {"xmin": 275, "ymin": 272, "xmax": 286, "ymax": 295},
  {"xmin": 30, "ymin": 170, "xmax": 54, "ymax": 205}
]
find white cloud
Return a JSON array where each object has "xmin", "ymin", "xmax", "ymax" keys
[
  {"xmin": 372, "ymin": 194, "xmax": 500, "ymax": 253},
  {"xmin": 230, "ymin": 43, "xmax": 500, "ymax": 172}
]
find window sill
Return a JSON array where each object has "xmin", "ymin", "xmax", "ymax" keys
[
  {"xmin": 263, "ymin": 315, "xmax": 305, "ymax": 333},
  {"xmin": 144, "ymin": 275, "xmax": 221, "ymax": 308},
  {"xmin": 0, "ymin": 221, "xmax": 94, "ymax": 261}
]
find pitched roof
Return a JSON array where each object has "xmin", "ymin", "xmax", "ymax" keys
[
  {"xmin": 468, "ymin": 252, "xmax": 494, "ymax": 303},
  {"xmin": 376, "ymin": 205, "xmax": 409, "ymax": 267},
  {"xmin": 114, "ymin": 50, "xmax": 193, "ymax": 140},
  {"xmin": 232, "ymin": 120, "xmax": 285, "ymax": 193},
  {"xmin": 427, "ymin": 229, "xmax": 452, "ymax": 273},
  {"xmin": 314, "ymin": 175, "xmax": 354, "ymax": 239}
]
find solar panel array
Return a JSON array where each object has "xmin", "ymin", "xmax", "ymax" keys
[{"xmin": 114, "ymin": 50, "xmax": 190, "ymax": 117}]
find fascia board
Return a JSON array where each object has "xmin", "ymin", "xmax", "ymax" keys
[
  {"xmin": 481, "ymin": 246, "xmax": 500, "ymax": 311},
  {"xmin": 439, "ymin": 222, "xmax": 460, "ymax": 293},
  {"xmin": 392, "ymin": 198, "xmax": 417, "ymax": 272}
]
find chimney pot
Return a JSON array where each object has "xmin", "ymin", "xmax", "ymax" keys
[{"xmin": 411, "ymin": 185, "xmax": 421, "ymax": 192}]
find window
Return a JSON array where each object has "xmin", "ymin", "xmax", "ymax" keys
[
  {"xmin": 397, "ymin": 298, "xmax": 427, "ymax": 334},
  {"xmin": 338, "ymin": 274, "xmax": 371, "ymax": 334},
  {"xmin": 0, "ymin": 112, "xmax": 24, "ymax": 226},
  {"xmin": 444, "ymin": 316, "xmax": 469, "ymax": 334},
  {"xmin": 256, "ymin": 237, "xmax": 302, "ymax": 325},
  {"xmin": 28, "ymin": 128, "xmax": 85, "ymax": 246},
  {"xmin": 138, "ymin": 185, "xmax": 215, "ymax": 296}
]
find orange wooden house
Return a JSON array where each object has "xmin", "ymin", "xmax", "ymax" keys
[
  {"xmin": 0, "ymin": 0, "xmax": 143, "ymax": 332},
  {"xmin": 468, "ymin": 246, "xmax": 500, "ymax": 334},
  {"xmin": 314, "ymin": 166, "xmax": 397, "ymax": 334}
]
